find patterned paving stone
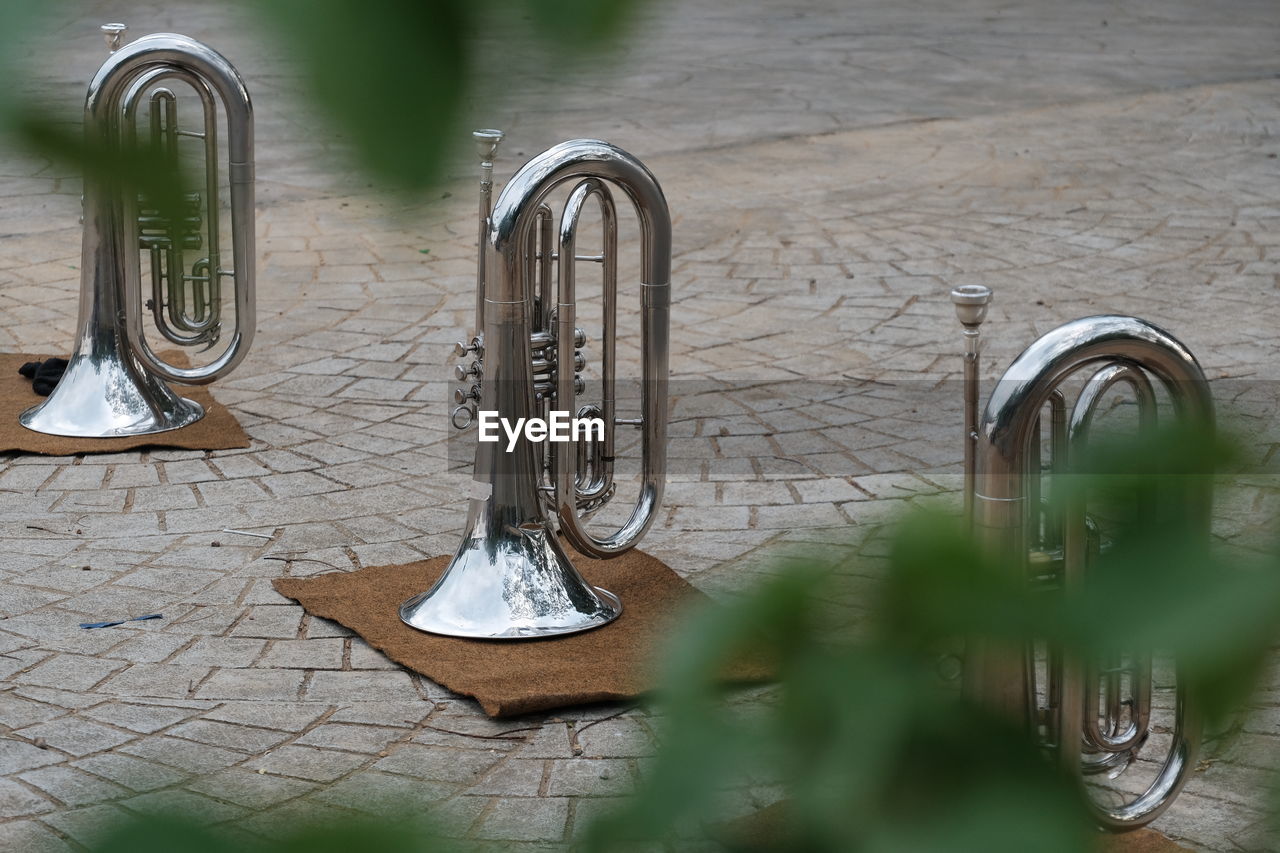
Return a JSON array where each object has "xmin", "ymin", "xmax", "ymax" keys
[
  {"xmin": 0, "ymin": 777, "xmax": 55, "ymax": 818},
  {"xmin": 11, "ymin": 718, "xmax": 134, "ymax": 758},
  {"xmin": 0, "ymin": 1, "xmax": 1277, "ymax": 851},
  {"xmin": 17, "ymin": 766, "xmax": 130, "ymax": 809},
  {"xmin": 475, "ymin": 796, "xmax": 571, "ymax": 843},
  {"xmin": 0, "ymin": 740, "xmax": 65, "ymax": 777},
  {"xmin": 0, "ymin": 817, "xmax": 72, "ymax": 852}
]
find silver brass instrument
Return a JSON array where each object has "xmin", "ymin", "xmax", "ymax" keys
[
  {"xmin": 20, "ymin": 23, "xmax": 255, "ymax": 438},
  {"xmin": 952, "ymin": 285, "xmax": 1213, "ymax": 829},
  {"xmin": 399, "ymin": 131, "xmax": 672, "ymax": 639}
]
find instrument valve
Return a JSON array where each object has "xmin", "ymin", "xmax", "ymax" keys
[
  {"xmin": 454, "ymin": 361, "xmax": 481, "ymax": 382},
  {"xmin": 453, "ymin": 337, "xmax": 482, "ymax": 359},
  {"xmin": 543, "ymin": 350, "xmax": 587, "ymax": 374},
  {"xmin": 548, "ymin": 320, "xmax": 588, "ymax": 351}
]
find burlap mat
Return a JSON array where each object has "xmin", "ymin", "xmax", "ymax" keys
[
  {"xmin": 0, "ymin": 352, "xmax": 248, "ymax": 455},
  {"xmin": 1100, "ymin": 830, "xmax": 1194, "ymax": 852},
  {"xmin": 273, "ymin": 547, "xmax": 771, "ymax": 717}
]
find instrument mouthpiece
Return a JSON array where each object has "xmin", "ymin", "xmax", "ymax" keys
[
  {"xmin": 101, "ymin": 23, "xmax": 127, "ymax": 53},
  {"xmin": 951, "ymin": 284, "xmax": 991, "ymax": 329},
  {"xmin": 473, "ymin": 129, "xmax": 504, "ymax": 163}
]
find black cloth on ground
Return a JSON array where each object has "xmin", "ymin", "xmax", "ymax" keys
[{"xmin": 18, "ymin": 358, "xmax": 68, "ymax": 396}]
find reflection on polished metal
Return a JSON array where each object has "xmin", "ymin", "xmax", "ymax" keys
[
  {"xmin": 399, "ymin": 132, "xmax": 672, "ymax": 639},
  {"xmin": 20, "ymin": 23, "xmax": 255, "ymax": 438},
  {"xmin": 953, "ymin": 285, "xmax": 1212, "ymax": 830}
]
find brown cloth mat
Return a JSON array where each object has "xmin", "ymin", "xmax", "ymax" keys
[
  {"xmin": 1100, "ymin": 830, "xmax": 1194, "ymax": 852},
  {"xmin": 728, "ymin": 803, "xmax": 1193, "ymax": 851},
  {"xmin": 0, "ymin": 352, "xmax": 249, "ymax": 455},
  {"xmin": 273, "ymin": 548, "xmax": 771, "ymax": 717}
]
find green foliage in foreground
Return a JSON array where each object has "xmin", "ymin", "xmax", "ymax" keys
[
  {"xmin": 0, "ymin": 3, "xmax": 1275, "ymax": 848},
  {"xmin": 254, "ymin": 0, "xmax": 647, "ymax": 194},
  {"xmin": 0, "ymin": 0, "xmax": 650, "ymax": 271},
  {"xmin": 584, "ymin": 424, "xmax": 1280, "ymax": 850},
  {"xmin": 0, "ymin": 0, "xmax": 649, "ymax": 209},
  {"xmin": 81, "ymin": 426, "xmax": 1280, "ymax": 851}
]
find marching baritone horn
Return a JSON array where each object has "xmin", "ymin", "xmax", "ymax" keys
[
  {"xmin": 399, "ymin": 131, "xmax": 672, "ymax": 639},
  {"xmin": 20, "ymin": 23, "xmax": 255, "ymax": 438},
  {"xmin": 952, "ymin": 284, "xmax": 1213, "ymax": 829}
]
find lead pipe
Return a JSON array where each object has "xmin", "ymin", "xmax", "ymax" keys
[{"xmin": 951, "ymin": 285, "xmax": 992, "ymax": 526}]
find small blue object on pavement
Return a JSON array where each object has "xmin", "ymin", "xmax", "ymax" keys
[{"xmin": 79, "ymin": 613, "xmax": 164, "ymax": 629}]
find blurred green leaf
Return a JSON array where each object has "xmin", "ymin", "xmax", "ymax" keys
[
  {"xmin": 584, "ymin": 561, "xmax": 1097, "ymax": 851},
  {"xmin": 9, "ymin": 105, "xmax": 193, "ymax": 227},
  {"xmin": 516, "ymin": 0, "xmax": 647, "ymax": 47},
  {"xmin": 255, "ymin": 0, "xmax": 646, "ymax": 196},
  {"xmin": 91, "ymin": 814, "xmax": 248, "ymax": 853},
  {"xmin": 254, "ymin": 0, "xmax": 474, "ymax": 194},
  {"xmin": 587, "ymin": 423, "xmax": 1280, "ymax": 849}
]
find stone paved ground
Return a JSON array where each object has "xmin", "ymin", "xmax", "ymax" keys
[{"xmin": 1, "ymin": 0, "xmax": 1279, "ymax": 850}]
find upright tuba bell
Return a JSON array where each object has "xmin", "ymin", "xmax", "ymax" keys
[
  {"xmin": 952, "ymin": 285, "xmax": 1213, "ymax": 829},
  {"xmin": 20, "ymin": 23, "xmax": 255, "ymax": 438},
  {"xmin": 399, "ymin": 132, "xmax": 672, "ymax": 639}
]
